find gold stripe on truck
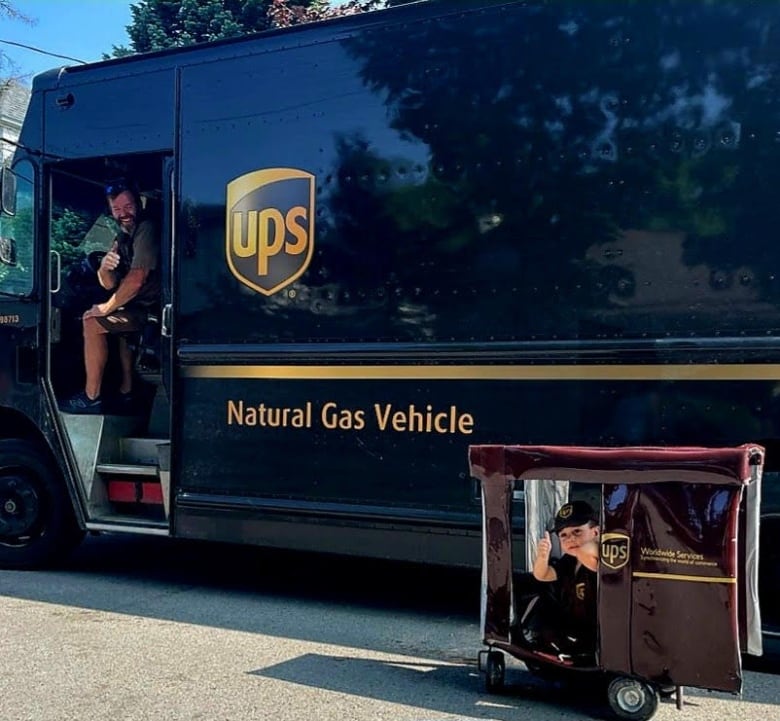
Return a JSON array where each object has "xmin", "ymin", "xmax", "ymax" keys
[{"xmin": 182, "ymin": 364, "xmax": 780, "ymax": 381}]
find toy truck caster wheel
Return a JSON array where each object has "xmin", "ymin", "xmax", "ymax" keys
[
  {"xmin": 607, "ymin": 677, "xmax": 659, "ymax": 721},
  {"xmin": 483, "ymin": 650, "xmax": 505, "ymax": 693}
]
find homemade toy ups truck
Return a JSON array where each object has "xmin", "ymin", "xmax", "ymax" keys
[
  {"xmin": 0, "ymin": 0, "xmax": 779, "ymax": 651},
  {"xmin": 471, "ymin": 444, "xmax": 764, "ymax": 721}
]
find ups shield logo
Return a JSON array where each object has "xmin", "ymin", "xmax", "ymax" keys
[
  {"xmin": 601, "ymin": 532, "xmax": 630, "ymax": 571},
  {"xmin": 226, "ymin": 168, "xmax": 315, "ymax": 295}
]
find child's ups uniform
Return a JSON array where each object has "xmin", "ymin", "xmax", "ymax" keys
[{"xmin": 522, "ymin": 500, "xmax": 600, "ymax": 661}]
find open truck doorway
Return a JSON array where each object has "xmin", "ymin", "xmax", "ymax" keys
[{"xmin": 50, "ymin": 155, "xmax": 172, "ymax": 530}]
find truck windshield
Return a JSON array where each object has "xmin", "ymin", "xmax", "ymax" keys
[{"xmin": 0, "ymin": 160, "xmax": 34, "ymax": 297}]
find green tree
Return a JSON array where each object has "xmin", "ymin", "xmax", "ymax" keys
[
  {"xmin": 111, "ymin": 0, "xmax": 383, "ymax": 56},
  {"xmin": 50, "ymin": 208, "xmax": 92, "ymax": 267}
]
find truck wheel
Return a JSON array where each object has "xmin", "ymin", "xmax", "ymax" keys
[
  {"xmin": 0, "ymin": 439, "xmax": 83, "ymax": 569},
  {"xmin": 607, "ymin": 677, "xmax": 659, "ymax": 721},
  {"xmin": 484, "ymin": 651, "xmax": 505, "ymax": 693}
]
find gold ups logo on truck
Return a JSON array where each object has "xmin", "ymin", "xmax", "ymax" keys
[{"xmin": 226, "ymin": 168, "xmax": 315, "ymax": 295}]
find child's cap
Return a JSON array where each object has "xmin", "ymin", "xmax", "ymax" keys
[{"xmin": 553, "ymin": 500, "xmax": 598, "ymax": 533}]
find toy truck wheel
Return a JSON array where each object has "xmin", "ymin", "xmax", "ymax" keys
[
  {"xmin": 0, "ymin": 439, "xmax": 83, "ymax": 569},
  {"xmin": 484, "ymin": 651, "xmax": 505, "ymax": 693},
  {"xmin": 607, "ymin": 677, "xmax": 659, "ymax": 721}
]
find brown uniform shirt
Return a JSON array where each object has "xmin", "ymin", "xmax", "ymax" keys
[{"xmin": 114, "ymin": 217, "xmax": 160, "ymax": 307}]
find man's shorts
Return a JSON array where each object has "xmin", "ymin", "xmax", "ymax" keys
[{"xmin": 94, "ymin": 306, "xmax": 150, "ymax": 334}]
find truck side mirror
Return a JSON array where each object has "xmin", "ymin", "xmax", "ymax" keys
[{"xmin": 1, "ymin": 166, "xmax": 17, "ymax": 216}]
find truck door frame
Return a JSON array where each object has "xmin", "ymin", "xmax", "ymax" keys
[{"xmin": 160, "ymin": 155, "xmax": 176, "ymax": 528}]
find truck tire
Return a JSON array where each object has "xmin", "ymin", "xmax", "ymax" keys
[{"xmin": 0, "ymin": 439, "xmax": 84, "ymax": 569}]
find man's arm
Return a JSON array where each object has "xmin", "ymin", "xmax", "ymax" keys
[
  {"xmin": 97, "ymin": 241, "xmax": 120, "ymax": 290},
  {"xmin": 84, "ymin": 267, "xmax": 149, "ymax": 318},
  {"xmin": 102, "ymin": 268, "xmax": 149, "ymax": 312},
  {"xmin": 86, "ymin": 220, "xmax": 159, "ymax": 318}
]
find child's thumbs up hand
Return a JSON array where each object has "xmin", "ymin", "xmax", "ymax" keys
[{"xmin": 537, "ymin": 530, "xmax": 552, "ymax": 560}]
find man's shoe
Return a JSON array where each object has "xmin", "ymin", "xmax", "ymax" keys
[{"xmin": 59, "ymin": 391, "xmax": 102, "ymax": 414}]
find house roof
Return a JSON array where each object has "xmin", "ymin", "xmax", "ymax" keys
[{"xmin": 0, "ymin": 80, "xmax": 30, "ymax": 124}]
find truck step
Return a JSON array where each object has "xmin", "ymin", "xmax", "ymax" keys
[
  {"xmin": 96, "ymin": 462, "xmax": 158, "ymax": 476},
  {"xmin": 96, "ymin": 463, "xmax": 163, "ymax": 505},
  {"xmin": 105, "ymin": 480, "xmax": 164, "ymax": 505},
  {"xmin": 118, "ymin": 437, "xmax": 170, "ymax": 466}
]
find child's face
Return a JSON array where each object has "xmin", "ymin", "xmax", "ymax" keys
[{"xmin": 557, "ymin": 522, "xmax": 599, "ymax": 556}]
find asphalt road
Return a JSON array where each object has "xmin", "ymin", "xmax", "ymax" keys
[{"xmin": 1, "ymin": 534, "xmax": 778, "ymax": 721}]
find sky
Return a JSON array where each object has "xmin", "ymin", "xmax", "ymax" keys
[{"xmin": 0, "ymin": 0, "xmax": 133, "ymax": 83}]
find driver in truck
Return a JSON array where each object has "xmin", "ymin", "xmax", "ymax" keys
[{"xmin": 59, "ymin": 179, "xmax": 159, "ymax": 415}]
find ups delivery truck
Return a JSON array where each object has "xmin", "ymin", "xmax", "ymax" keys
[{"xmin": 1, "ymin": 0, "xmax": 779, "ymax": 643}]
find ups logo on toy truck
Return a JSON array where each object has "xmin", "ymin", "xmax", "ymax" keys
[
  {"xmin": 226, "ymin": 168, "xmax": 315, "ymax": 295},
  {"xmin": 601, "ymin": 532, "xmax": 631, "ymax": 570}
]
